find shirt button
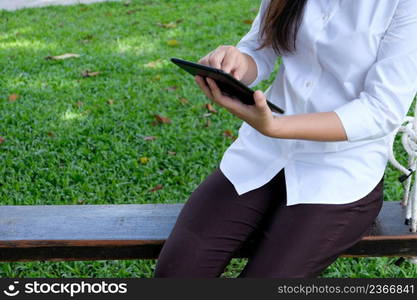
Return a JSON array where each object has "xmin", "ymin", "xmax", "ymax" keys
[
  {"xmin": 322, "ymin": 13, "xmax": 329, "ymax": 21},
  {"xmin": 305, "ymin": 81, "xmax": 312, "ymax": 88}
]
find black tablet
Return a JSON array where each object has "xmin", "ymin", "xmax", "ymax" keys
[{"xmin": 170, "ymin": 58, "xmax": 285, "ymax": 114}]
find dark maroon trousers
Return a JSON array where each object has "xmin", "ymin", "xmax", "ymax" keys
[{"xmin": 154, "ymin": 166, "xmax": 384, "ymax": 278}]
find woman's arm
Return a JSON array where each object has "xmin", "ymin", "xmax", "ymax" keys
[
  {"xmin": 239, "ymin": 53, "xmax": 258, "ymax": 87},
  {"xmin": 199, "ymin": 76, "xmax": 348, "ymax": 142},
  {"xmin": 269, "ymin": 112, "xmax": 348, "ymax": 141},
  {"xmin": 333, "ymin": 0, "xmax": 417, "ymax": 143},
  {"xmin": 233, "ymin": 0, "xmax": 277, "ymax": 88}
]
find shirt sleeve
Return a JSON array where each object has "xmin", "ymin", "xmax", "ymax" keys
[
  {"xmin": 334, "ymin": 0, "xmax": 417, "ymax": 143},
  {"xmin": 235, "ymin": 0, "xmax": 278, "ymax": 88}
]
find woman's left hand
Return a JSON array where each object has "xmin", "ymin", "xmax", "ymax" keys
[{"xmin": 195, "ymin": 75, "xmax": 277, "ymax": 137}]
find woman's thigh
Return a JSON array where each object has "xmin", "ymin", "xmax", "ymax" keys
[
  {"xmin": 238, "ymin": 177, "xmax": 385, "ymax": 278},
  {"xmin": 154, "ymin": 166, "xmax": 287, "ymax": 277}
]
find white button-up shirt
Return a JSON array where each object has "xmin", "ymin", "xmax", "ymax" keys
[{"xmin": 219, "ymin": 0, "xmax": 417, "ymax": 205}]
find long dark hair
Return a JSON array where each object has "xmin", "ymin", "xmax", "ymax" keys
[{"xmin": 257, "ymin": 0, "xmax": 308, "ymax": 55}]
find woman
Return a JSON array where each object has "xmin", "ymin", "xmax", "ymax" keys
[{"xmin": 154, "ymin": 0, "xmax": 417, "ymax": 277}]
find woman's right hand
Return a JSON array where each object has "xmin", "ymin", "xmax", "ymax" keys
[{"xmin": 198, "ymin": 45, "xmax": 253, "ymax": 82}]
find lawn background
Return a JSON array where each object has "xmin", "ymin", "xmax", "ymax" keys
[{"xmin": 0, "ymin": 0, "xmax": 416, "ymax": 278}]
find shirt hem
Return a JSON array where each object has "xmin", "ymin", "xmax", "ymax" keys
[
  {"xmin": 284, "ymin": 165, "xmax": 386, "ymax": 206},
  {"xmin": 219, "ymin": 157, "xmax": 287, "ymax": 196}
]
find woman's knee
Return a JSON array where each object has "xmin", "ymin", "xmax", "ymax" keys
[{"xmin": 153, "ymin": 225, "xmax": 201, "ymax": 277}]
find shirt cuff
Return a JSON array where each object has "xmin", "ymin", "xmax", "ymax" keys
[{"xmin": 333, "ymin": 98, "xmax": 380, "ymax": 142}]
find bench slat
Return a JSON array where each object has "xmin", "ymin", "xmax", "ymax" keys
[{"xmin": 0, "ymin": 201, "xmax": 416, "ymax": 262}]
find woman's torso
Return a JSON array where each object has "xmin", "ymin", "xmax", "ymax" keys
[
  {"xmin": 266, "ymin": 0, "xmax": 400, "ymax": 153},
  {"xmin": 219, "ymin": 0, "xmax": 407, "ymax": 204}
]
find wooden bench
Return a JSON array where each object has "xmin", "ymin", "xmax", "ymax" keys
[{"xmin": 0, "ymin": 201, "xmax": 416, "ymax": 262}]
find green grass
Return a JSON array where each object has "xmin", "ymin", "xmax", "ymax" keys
[{"xmin": 0, "ymin": 0, "xmax": 416, "ymax": 278}]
